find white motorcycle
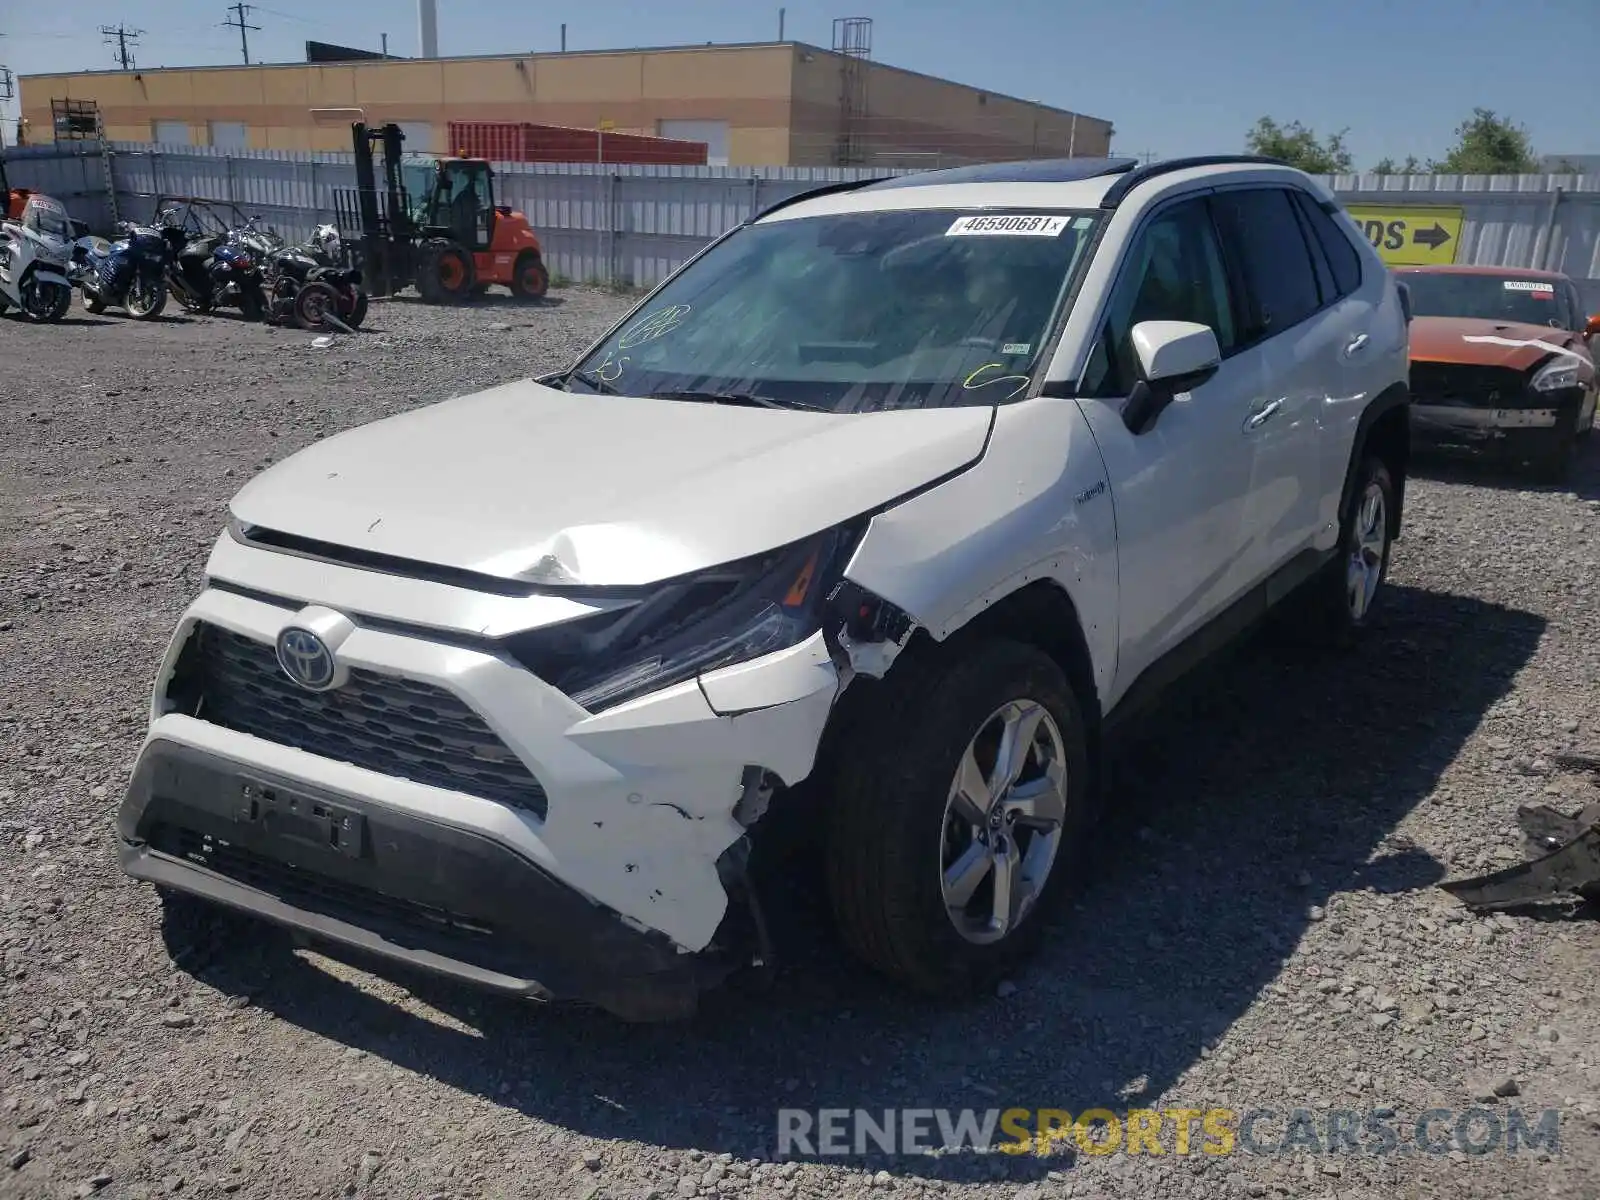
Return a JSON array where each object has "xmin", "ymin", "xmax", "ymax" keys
[{"xmin": 0, "ymin": 194, "xmax": 75, "ymax": 323}]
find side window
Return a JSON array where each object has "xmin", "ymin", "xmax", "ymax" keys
[
  {"xmin": 1080, "ymin": 198, "xmax": 1237, "ymax": 398},
  {"xmin": 1211, "ymin": 188, "xmax": 1323, "ymax": 342},
  {"xmin": 1291, "ymin": 190, "xmax": 1364, "ymax": 298}
]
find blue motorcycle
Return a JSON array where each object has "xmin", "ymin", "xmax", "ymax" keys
[{"xmin": 73, "ymin": 221, "xmax": 170, "ymax": 320}]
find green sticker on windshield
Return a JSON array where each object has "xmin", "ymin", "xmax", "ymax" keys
[{"xmin": 1001, "ymin": 342, "xmax": 1031, "ymax": 355}]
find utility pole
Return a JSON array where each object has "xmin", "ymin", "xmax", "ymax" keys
[
  {"xmin": 99, "ymin": 24, "xmax": 144, "ymax": 71},
  {"xmin": 222, "ymin": 3, "xmax": 261, "ymax": 65}
]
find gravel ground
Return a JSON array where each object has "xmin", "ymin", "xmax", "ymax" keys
[{"xmin": 2, "ymin": 292, "xmax": 1599, "ymax": 1200}]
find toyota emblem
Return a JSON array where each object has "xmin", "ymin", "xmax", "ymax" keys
[{"xmin": 276, "ymin": 626, "xmax": 338, "ymax": 691}]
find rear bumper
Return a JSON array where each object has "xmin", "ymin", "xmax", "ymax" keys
[{"xmin": 120, "ymin": 739, "xmax": 722, "ymax": 1020}]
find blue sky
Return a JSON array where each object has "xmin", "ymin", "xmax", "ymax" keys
[{"xmin": 2, "ymin": 0, "xmax": 1594, "ymax": 164}]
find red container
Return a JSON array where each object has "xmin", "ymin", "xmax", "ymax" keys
[{"xmin": 446, "ymin": 121, "xmax": 708, "ymax": 166}]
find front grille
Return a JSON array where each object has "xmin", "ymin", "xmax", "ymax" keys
[
  {"xmin": 169, "ymin": 623, "xmax": 548, "ymax": 818},
  {"xmin": 1410, "ymin": 361, "xmax": 1528, "ymax": 405},
  {"xmin": 151, "ymin": 824, "xmax": 496, "ymax": 941}
]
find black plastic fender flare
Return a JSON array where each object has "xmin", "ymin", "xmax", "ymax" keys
[{"xmin": 1338, "ymin": 381, "xmax": 1411, "ymax": 542}]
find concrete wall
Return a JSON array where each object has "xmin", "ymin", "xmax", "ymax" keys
[
  {"xmin": 787, "ymin": 48, "xmax": 1113, "ymax": 168},
  {"xmin": 17, "ymin": 42, "xmax": 1105, "ymax": 169}
]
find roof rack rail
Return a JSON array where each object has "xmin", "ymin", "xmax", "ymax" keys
[
  {"xmin": 1098, "ymin": 154, "xmax": 1293, "ymax": 208},
  {"xmin": 748, "ymin": 175, "xmax": 895, "ymax": 224},
  {"xmin": 861, "ymin": 156, "xmax": 1140, "ymax": 190}
]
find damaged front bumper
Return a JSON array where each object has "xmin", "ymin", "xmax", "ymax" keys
[
  {"xmin": 1409, "ymin": 385, "xmax": 1586, "ymax": 447},
  {"xmin": 119, "ymin": 569, "xmax": 845, "ymax": 1020}
]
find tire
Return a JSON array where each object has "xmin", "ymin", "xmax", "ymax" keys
[
  {"xmin": 81, "ymin": 284, "xmax": 107, "ymax": 315},
  {"xmin": 293, "ymin": 280, "xmax": 340, "ymax": 330},
  {"xmin": 1304, "ymin": 455, "xmax": 1395, "ymax": 639},
  {"xmin": 236, "ymin": 286, "xmax": 265, "ymax": 323},
  {"xmin": 418, "ymin": 240, "xmax": 473, "ymax": 305},
  {"xmin": 1528, "ymin": 413, "xmax": 1577, "ymax": 483},
  {"xmin": 510, "ymin": 252, "xmax": 550, "ymax": 301},
  {"xmin": 23, "ymin": 281, "xmax": 71, "ymax": 323},
  {"xmin": 342, "ymin": 287, "xmax": 368, "ymax": 329},
  {"xmin": 126, "ymin": 275, "xmax": 167, "ymax": 321},
  {"xmin": 824, "ymin": 639, "xmax": 1092, "ymax": 997}
]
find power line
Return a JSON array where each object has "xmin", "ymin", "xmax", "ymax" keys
[
  {"xmin": 99, "ymin": 23, "xmax": 144, "ymax": 71},
  {"xmin": 221, "ymin": 3, "xmax": 261, "ymax": 65}
]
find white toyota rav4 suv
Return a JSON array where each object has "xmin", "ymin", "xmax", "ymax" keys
[{"xmin": 120, "ymin": 155, "xmax": 1412, "ymax": 1020}]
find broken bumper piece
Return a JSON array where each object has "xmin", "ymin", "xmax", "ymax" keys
[
  {"xmin": 1439, "ymin": 798, "xmax": 1600, "ymax": 911},
  {"xmin": 120, "ymin": 740, "xmax": 732, "ymax": 1021}
]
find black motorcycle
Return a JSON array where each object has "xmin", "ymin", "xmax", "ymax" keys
[
  {"xmin": 72, "ymin": 221, "xmax": 171, "ymax": 320},
  {"xmin": 258, "ymin": 224, "xmax": 367, "ymax": 330},
  {"xmin": 159, "ymin": 223, "xmax": 266, "ymax": 320}
]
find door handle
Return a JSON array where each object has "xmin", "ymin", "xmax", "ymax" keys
[
  {"xmin": 1344, "ymin": 333, "xmax": 1370, "ymax": 356},
  {"xmin": 1244, "ymin": 398, "xmax": 1284, "ymax": 431}
]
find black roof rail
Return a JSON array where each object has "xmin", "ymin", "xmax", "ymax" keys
[
  {"xmin": 862, "ymin": 156, "xmax": 1140, "ymax": 189},
  {"xmin": 748, "ymin": 175, "xmax": 896, "ymax": 224},
  {"xmin": 1098, "ymin": 154, "xmax": 1294, "ymax": 209}
]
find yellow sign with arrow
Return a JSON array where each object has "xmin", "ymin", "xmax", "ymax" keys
[{"xmin": 1342, "ymin": 205, "xmax": 1465, "ymax": 267}]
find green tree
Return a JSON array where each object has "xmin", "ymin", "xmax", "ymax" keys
[
  {"xmin": 1428, "ymin": 108, "xmax": 1538, "ymax": 174},
  {"xmin": 1371, "ymin": 155, "xmax": 1423, "ymax": 175},
  {"xmin": 1244, "ymin": 117, "xmax": 1354, "ymax": 174}
]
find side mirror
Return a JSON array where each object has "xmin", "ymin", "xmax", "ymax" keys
[
  {"xmin": 1122, "ymin": 320, "xmax": 1222, "ymax": 435},
  {"xmin": 1585, "ymin": 313, "xmax": 1600, "ymax": 341}
]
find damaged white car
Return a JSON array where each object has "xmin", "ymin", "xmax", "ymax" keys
[{"xmin": 120, "ymin": 155, "xmax": 1412, "ymax": 1020}]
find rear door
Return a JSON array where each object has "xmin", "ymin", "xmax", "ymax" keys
[
  {"xmin": 1208, "ymin": 185, "xmax": 1357, "ymax": 581},
  {"xmin": 1074, "ymin": 193, "xmax": 1270, "ymax": 701}
]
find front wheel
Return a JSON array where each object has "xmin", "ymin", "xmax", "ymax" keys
[
  {"xmin": 22, "ymin": 280, "xmax": 71, "ymax": 323},
  {"xmin": 510, "ymin": 252, "xmax": 550, "ymax": 301},
  {"xmin": 126, "ymin": 275, "xmax": 168, "ymax": 320},
  {"xmin": 340, "ymin": 286, "xmax": 368, "ymax": 329},
  {"xmin": 824, "ymin": 640, "xmax": 1091, "ymax": 997}
]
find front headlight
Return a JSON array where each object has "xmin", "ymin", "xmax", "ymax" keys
[
  {"xmin": 507, "ymin": 524, "xmax": 863, "ymax": 714},
  {"xmin": 1531, "ymin": 358, "xmax": 1582, "ymax": 393}
]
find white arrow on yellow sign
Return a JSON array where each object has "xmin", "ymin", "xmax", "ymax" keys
[{"xmin": 1343, "ymin": 205, "xmax": 1465, "ymax": 267}]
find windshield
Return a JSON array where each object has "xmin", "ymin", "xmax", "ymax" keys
[
  {"xmin": 24, "ymin": 206, "xmax": 70, "ymax": 240},
  {"xmin": 1403, "ymin": 271, "xmax": 1575, "ymax": 329},
  {"xmin": 569, "ymin": 207, "xmax": 1100, "ymax": 413}
]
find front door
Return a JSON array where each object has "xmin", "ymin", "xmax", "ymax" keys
[{"xmin": 1073, "ymin": 194, "xmax": 1270, "ymax": 706}]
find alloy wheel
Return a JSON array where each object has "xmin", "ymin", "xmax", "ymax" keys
[{"xmin": 939, "ymin": 699, "xmax": 1068, "ymax": 945}]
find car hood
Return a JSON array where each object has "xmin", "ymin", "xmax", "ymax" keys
[
  {"xmin": 229, "ymin": 379, "xmax": 994, "ymax": 587},
  {"xmin": 1409, "ymin": 316, "xmax": 1587, "ymax": 370}
]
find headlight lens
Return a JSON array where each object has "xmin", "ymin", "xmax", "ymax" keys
[
  {"xmin": 509, "ymin": 525, "xmax": 861, "ymax": 714},
  {"xmin": 1531, "ymin": 358, "xmax": 1581, "ymax": 393}
]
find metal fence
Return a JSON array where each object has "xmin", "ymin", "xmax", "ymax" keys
[{"xmin": 7, "ymin": 141, "xmax": 1600, "ymax": 289}]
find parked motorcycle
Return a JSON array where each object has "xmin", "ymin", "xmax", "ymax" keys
[
  {"xmin": 259, "ymin": 223, "xmax": 367, "ymax": 330},
  {"xmin": 73, "ymin": 220, "xmax": 171, "ymax": 320},
  {"xmin": 158, "ymin": 216, "xmax": 266, "ymax": 320},
  {"xmin": 0, "ymin": 194, "xmax": 74, "ymax": 323}
]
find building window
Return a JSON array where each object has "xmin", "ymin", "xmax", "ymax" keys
[
  {"xmin": 152, "ymin": 120, "xmax": 192, "ymax": 146},
  {"xmin": 208, "ymin": 121, "xmax": 249, "ymax": 149}
]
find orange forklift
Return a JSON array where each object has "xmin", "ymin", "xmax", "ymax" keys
[{"xmin": 341, "ymin": 121, "xmax": 550, "ymax": 304}]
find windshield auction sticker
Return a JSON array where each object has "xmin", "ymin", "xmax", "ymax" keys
[
  {"xmin": 946, "ymin": 215, "xmax": 1070, "ymax": 237},
  {"xmin": 1503, "ymin": 281, "xmax": 1555, "ymax": 294}
]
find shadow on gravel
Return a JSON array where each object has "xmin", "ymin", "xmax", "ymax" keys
[
  {"xmin": 385, "ymin": 292, "xmax": 569, "ymax": 311},
  {"xmin": 172, "ymin": 583, "xmax": 1545, "ymax": 1185},
  {"xmin": 1411, "ymin": 433, "xmax": 1600, "ymax": 502}
]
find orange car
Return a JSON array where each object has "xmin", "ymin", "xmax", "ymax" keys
[{"xmin": 1397, "ymin": 265, "xmax": 1600, "ymax": 479}]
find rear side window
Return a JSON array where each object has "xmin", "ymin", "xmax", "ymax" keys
[
  {"xmin": 1292, "ymin": 191, "xmax": 1364, "ymax": 298},
  {"xmin": 1210, "ymin": 188, "xmax": 1322, "ymax": 342}
]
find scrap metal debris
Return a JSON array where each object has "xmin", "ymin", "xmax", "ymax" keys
[{"xmin": 1440, "ymin": 753, "xmax": 1600, "ymax": 911}]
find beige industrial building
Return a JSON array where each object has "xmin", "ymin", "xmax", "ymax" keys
[{"xmin": 19, "ymin": 40, "xmax": 1114, "ymax": 169}]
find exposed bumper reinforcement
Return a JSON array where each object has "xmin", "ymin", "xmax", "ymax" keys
[{"xmin": 120, "ymin": 740, "xmax": 728, "ymax": 1021}]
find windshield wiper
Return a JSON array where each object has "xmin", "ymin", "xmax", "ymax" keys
[
  {"xmin": 564, "ymin": 369, "xmax": 620, "ymax": 395},
  {"xmin": 651, "ymin": 389, "xmax": 827, "ymax": 413}
]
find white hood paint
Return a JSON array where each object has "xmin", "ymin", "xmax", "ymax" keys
[{"xmin": 229, "ymin": 380, "xmax": 994, "ymax": 587}]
